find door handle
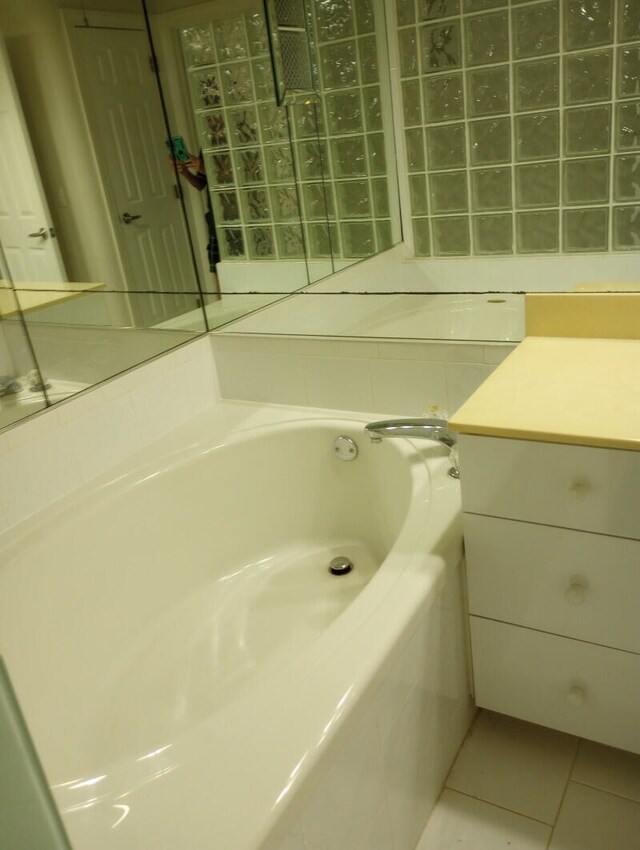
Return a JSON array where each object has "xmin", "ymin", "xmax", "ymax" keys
[
  {"xmin": 122, "ymin": 212, "xmax": 142, "ymax": 224},
  {"xmin": 28, "ymin": 227, "xmax": 49, "ymax": 240}
]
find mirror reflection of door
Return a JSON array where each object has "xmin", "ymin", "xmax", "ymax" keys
[
  {"xmin": 65, "ymin": 9, "xmax": 203, "ymax": 326},
  {"xmin": 0, "ymin": 34, "xmax": 67, "ymax": 284}
]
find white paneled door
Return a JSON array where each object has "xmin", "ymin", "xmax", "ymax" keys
[
  {"xmin": 0, "ymin": 35, "xmax": 67, "ymax": 284},
  {"xmin": 69, "ymin": 19, "xmax": 200, "ymax": 325}
]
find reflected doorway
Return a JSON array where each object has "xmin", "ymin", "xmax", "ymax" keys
[
  {"xmin": 0, "ymin": 36, "xmax": 67, "ymax": 284},
  {"xmin": 66, "ymin": 9, "xmax": 204, "ymax": 326}
]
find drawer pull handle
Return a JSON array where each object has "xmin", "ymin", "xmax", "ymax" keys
[
  {"xmin": 564, "ymin": 580, "xmax": 587, "ymax": 606},
  {"xmin": 569, "ymin": 480, "xmax": 590, "ymax": 502},
  {"xmin": 566, "ymin": 686, "xmax": 585, "ymax": 707}
]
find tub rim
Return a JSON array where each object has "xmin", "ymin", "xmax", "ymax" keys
[{"xmin": 2, "ymin": 403, "xmax": 462, "ymax": 850}]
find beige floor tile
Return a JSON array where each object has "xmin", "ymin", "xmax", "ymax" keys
[
  {"xmin": 549, "ymin": 782, "xmax": 640, "ymax": 850},
  {"xmin": 416, "ymin": 790, "xmax": 551, "ymax": 850},
  {"xmin": 446, "ymin": 710, "xmax": 578, "ymax": 824},
  {"xmin": 573, "ymin": 740, "xmax": 640, "ymax": 803}
]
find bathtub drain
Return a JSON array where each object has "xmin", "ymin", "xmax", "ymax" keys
[{"xmin": 329, "ymin": 556, "xmax": 354, "ymax": 576}]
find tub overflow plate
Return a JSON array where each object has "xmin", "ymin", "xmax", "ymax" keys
[
  {"xmin": 333, "ymin": 435, "xmax": 358, "ymax": 461},
  {"xmin": 329, "ymin": 556, "xmax": 354, "ymax": 576}
]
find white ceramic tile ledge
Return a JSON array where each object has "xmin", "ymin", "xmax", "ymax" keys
[
  {"xmin": 211, "ymin": 334, "xmax": 513, "ymax": 418},
  {"xmin": 0, "ymin": 330, "xmax": 512, "ymax": 531},
  {"xmin": 0, "ymin": 336, "xmax": 219, "ymax": 530}
]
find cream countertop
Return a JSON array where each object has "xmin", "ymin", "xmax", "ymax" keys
[
  {"xmin": 0, "ymin": 281, "xmax": 104, "ymax": 318},
  {"xmin": 449, "ymin": 336, "xmax": 640, "ymax": 452},
  {"xmin": 525, "ymin": 292, "xmax": 640, "ymax": 339}
]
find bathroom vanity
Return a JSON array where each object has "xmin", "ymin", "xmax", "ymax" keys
[{"xmin": 450, "ymin": 335, "xmax": 640, "ymax": 755}]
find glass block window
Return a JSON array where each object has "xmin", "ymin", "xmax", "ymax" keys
[
  {"xmin": 180, "ymin": 3, "xmax": 393, "ymax": 262},
  {"xmin": 182, "ymin": 13, "xmax": 292, "ymax": 261},
  {"xmin": 309, "ymin": 0, "xmax": 393, "ymax": 257},
  {"xmin": 397, "ymin": 0, "xmax": 640, "ymax": 256}
]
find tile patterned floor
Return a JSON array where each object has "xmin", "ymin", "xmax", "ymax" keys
[{"xmin": 416, "ymin": 710, "xmax": 640, "ymax": 850}]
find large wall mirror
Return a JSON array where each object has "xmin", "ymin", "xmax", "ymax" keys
[
  {"xmin": 209, "ymin": 0, "xmax": 640, "ymax": 341},
  {"xmin": 0, "ymin": 0, "xmax": 403, "ymax": 430},
  {"xmin": 1, "ymin": 0, "xmax": 638, "ymax": 431}
]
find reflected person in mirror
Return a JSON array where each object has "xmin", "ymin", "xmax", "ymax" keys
[{"xmin": 173, "ymin": 151, "xmax": 220, "ymax": 273}]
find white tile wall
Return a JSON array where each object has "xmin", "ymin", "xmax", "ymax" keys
[
  {"xmin": 0, "ymin": 337, "xmax": 219, "ymax": 530},
  {"xmin": 212, "ymin": 334, "xmax": 514, "ymax": 417},
  {"xmin": 370, "ymin": 358, "xmax": 448, "ymax": 416},
  {"xmin": 0, "ymin": 324, "xmax": 507, "ymax": 530},
  {"xmin": 445, "ymin": 363, "xmax": 495, "ymax": 414},
  {"xmin": 2, "ymin": 321, "xmax": 197, "ymax": 385}
]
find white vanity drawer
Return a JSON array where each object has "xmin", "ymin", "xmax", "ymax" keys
[
  {"xmin": 459, "ymin": 435, "xmax": 640, "ymax": 540},
  {"xmin": 464, "ymin": 514, "xmax": 640, "ymax": 654},
  {"xmin": 470, "ymin": 617, "xmax": 640, "ymax": 755}
]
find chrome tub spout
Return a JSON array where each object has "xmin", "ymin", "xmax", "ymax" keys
[{"xmin": 365, "ymin": 418, "xmax": 459, "ymax": 478}]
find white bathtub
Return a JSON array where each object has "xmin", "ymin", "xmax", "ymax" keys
[{"xmin": 0, "ymin": 403, "xmax": 472, "ymax": 850}]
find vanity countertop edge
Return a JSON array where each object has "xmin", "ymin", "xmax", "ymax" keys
[{"xmin": 449, "ymin": 336, "xmax": 640, "ymax": 452}]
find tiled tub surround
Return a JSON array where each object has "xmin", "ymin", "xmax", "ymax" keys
[
  {"xmin": 0, "ymin": 336, "xmax": 219, "ymax": 531},
  {"xmin": 397, "ymin": 0, "xmax": 640, "ymax": 256},
  {"xmin": 211, "ymin": 333, "xmax": 515, "ymax": 414},
  {"xmin": 0, "ymin": 317, "xmax": 513, "ymax": 534},
  {"xmin": 0, "ymin": 398, "xmax": 472, "ymax": 850},
  {"xmin": 263, "ymin": 560, "xmax": 473, "ymax": 850},
  {"xmin": 180, "ymin": 1, "xmax": 397, "ymax": 264}
]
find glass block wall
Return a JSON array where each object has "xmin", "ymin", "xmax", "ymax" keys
[
  {"xmin": 180, "ymin": 1, "xmax": 394, "ymax": 263},
  {"xmin": 182, "ymin": 12, "xmax": 304, "ymax": 262},
  {"xmin": 397, "ymin": 0, "xmax": 640, "ymax": 256},
  {"xmin": 307, "ymin": 0, "xmax": 394, "ymax": 258}
]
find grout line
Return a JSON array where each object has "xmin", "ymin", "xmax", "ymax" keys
[
  {"xmin": 507, "ymin": 2, "xmax": 516, "ymax": 254},
  {"xmin": 442, "ymin": 787, "xmax": 557, "ymax": 829},
  {"xmin": 569, "ymin": 777, "xmax": 640, "ymax": 807},
  {"xmin": 609, "ymin": 2, "xmax": 620, "ymax": 250},
  {"xmin": 441, "ymin": 705, "xmax": 481, "ymax": 790},
  {"xmin": 545, "ymin": 734, "xmax": 581, "ymax": 848},
  {"xmin": 558, "ymin": 0, "xmax": 565, "ymax": 254}
]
